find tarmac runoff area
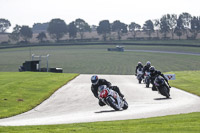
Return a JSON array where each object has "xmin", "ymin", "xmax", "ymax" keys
[{"xmin": 0, "ymin": 74, "xmax": 200, "ymax": 126}]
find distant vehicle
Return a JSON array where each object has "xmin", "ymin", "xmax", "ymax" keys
[{"xmin": 107, "ymin": 45, "xmax": 124, "ymax": 52}]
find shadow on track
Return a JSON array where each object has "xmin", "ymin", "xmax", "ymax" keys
[
  {"xmin": 154, "ymin": 97, "xmax": 172, "ymax": 100},
  {"xmin": 95, "ymin": 110, "xmax": 121, "ymax": 113}
]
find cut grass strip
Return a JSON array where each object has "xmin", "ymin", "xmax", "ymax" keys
[
  {"xmin": 166, "ymin": 71, "xmax": 200, "ymax": 96},
  {"xmin": 0, "ymin": 72, "xmax": 78, "ymax": 118},
  {"xmin": 0, "ymin": 112, "xmax": 199, "ymax": 133}
]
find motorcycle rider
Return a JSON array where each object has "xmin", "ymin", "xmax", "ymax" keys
[
  {"xmin": 135, "ymin": 62, "xmax": 143, "ymax": 76},
  {"xmin": 142, "ymin": 61, "xmax": 151, "ymax": 78},
  {"xmin": 91, "ymin": 75, "xmax": 125, "ymax": 106},
  {"xmin": 149, "ymin": 66, "xmax": 171, "ymax": 91}
]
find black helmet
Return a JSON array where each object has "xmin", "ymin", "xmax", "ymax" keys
[
  {"xmin": 91, "ymin": 75, "xmax": 99, "ymax": 85},
  {"xmin": 149, "ymin": 66, "xmax": 155, "ymax": 73}
]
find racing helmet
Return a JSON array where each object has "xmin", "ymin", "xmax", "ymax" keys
[
  {"xmin": 138, "ymin": 62, "xmax": 142, "ymax": 66},
  {"xmin": 91, "ymin": 75, "xmax": 99, "ymax": 85},
  {"xmin": 146, "ymin": 61, "xmax": 151, "ymax": 66},
  {"xmin": 149, "ymin": 66, "xmax": 155, "ymax": 73}
]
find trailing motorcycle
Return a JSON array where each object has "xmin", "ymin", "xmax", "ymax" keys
[
  {"xmin": 136, "ymin": 68, "xmax": 143, "ymax": 84},
  {"xmin": 98, "ymin": 85, "xmax": 128, "ymax": 111},
  {"xmin": 154, "ymin": 76, "xmax": 170, "ymax": 98},
  {"xmin": 144, "ymin": 71, "xmax": 151, "ymax": 87}
]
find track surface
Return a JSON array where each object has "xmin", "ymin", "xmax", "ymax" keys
[
  {"xmin": 0, "ymin": 74, "xmax": 200, "ymax": 126},
  {"xmin": 125, "ymin": 49, "xmax": 200, "ymax": 56}
]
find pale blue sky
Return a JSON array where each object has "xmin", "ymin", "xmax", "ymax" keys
[{"xmin": 0, "ymin": 0, "xmax": 199, "ymax": 32}]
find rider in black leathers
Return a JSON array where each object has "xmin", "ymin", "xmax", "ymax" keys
[
  {"xmin": 149, "ymin": 66, "xmax": 171, "ymax": 91},
  {"xmin": 142, "ymin": 61, "xmax": 151, "ymax": 78},
  {"xmin": 135, "ymin": 62, "xmax": 143, "ymax": 76},
  {"xmin": 91, "ymin": 75, "xmax": 124, "ymax": 106}
]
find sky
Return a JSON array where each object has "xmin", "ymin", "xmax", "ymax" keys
[{"xmin": 0, "ymin": 0, "xmax": 200, "ymax": 32}]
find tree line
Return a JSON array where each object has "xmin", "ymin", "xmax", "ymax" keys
[{"xmin": 0, "ymin": 12, "xmax": 200, "ymax": 44}]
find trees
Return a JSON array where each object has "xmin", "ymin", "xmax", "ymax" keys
[
  {"xmin": 112, "ymin": 20, "xmax": 128, "ymax": 40},
  {"xmin": 167, "ymin": 14, "xmax": 177, "ymax": 39},
  {"xmin": 159, "ymin": 14, "xmax": 177, "ymax": 39},
  {"xmin": 128, "ymin": 22, "xmax": 141, "ymax": 39},
  {"xmin": 36, "ymin": 32, "xmax": 47, "ymax": 42},
  {"xmin": 180, "ymin": 12, "xmax": 192, "ymax": 38},
  {"xmin": 153, "ymin": 19, "xmax": 160, "ymax": 39},
  {"xmin": 68, "ymin": 21, "xmax": 77, "ymax": 39},
  {"xmin": 143, "ymin": 20, "xmax": 154, "ymax": 39},
  {"xmin": 174, "ymin": 16, "xmax": 184, "ymax": 40},
  {"xmin": 160, "ymin": 15, "xmax": 170, "ymax": 39},
  {"xmin": 47, "ymin": 18, "xmax": 68, "ymax": 42},
  {"xmin": 190, "ymin": 16, "xmax": 200, "ymax": 39},
  {"xmin": 0, "ymin": 18, "xmax": 11, "ymax": 33},
  {"xmin": 97, "ymin": 20, "xmax": 111, "ymax": 41},
  {"xmin": 20, "ymin": 26, "xmax": 33, "ymax": 42},
  {"xmin": 8, "ymin": 25, "xmax": 21, "ymax": 42},
  {"xmin": 75, "ymin": 18, "xmax": 91, "ymax": 40}
]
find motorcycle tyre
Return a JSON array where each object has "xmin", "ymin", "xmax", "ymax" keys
[
  {"xmin": 122, "ymin": 100, "xmax": 128, "ymax": 110},
  {"xmin": 106, "ymin": 97, "xmax": 120, "ymax": 111},
  {"xmin": 146, "ymin": 80, "xmax": 150, "ymax": 88},
  {"xmin": 159, "ymin": 86, "xmax": 170, "ymax": 98},
  {"xmin": 139, "ymin": 79, "xmax": 142, "ymax": 84}
]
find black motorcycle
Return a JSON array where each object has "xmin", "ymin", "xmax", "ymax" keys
[{"xmin": 154, "ymin": 76, "xmax": 170, "ymax": 98}]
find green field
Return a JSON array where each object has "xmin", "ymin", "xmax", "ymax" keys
[
  {"xmin": 0, "ymin": 72, "xmax": 78, "ymax": 118},
  {"xmin": 0, "ymin": 45, "xmax": 200, "ymax": 74},
  {"xmin": 0, "ymin": 44, "xmax": 200, "ymax": 132},
  {"xmin": 0, "ymin": 71, "xmax": 200, "ymax": 133}
]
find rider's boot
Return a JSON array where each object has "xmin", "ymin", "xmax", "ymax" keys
[
  {"xmin": 152, "ymin": 84, "xmax": 157, "ymax": 91},
  {"xmin": 99, "ymin": 99, "xmax": 106, "ymax": 106}
]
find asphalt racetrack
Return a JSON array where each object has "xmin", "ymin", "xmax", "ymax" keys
[{"xmin": 0, "ymin": 74, "xmax": 200, "ymax": 126}]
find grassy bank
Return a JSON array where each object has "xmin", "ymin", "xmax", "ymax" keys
[
  {"xmin": 167, "ymin": 71, "xmax": 200, "ymax": 96},
  {"xmin": 0, "ymin": 72, "xmax": 78, "ymax": 118},
  {"xmin": 0, "ymin": 71, "xmax": 200, "ymax": 132}
]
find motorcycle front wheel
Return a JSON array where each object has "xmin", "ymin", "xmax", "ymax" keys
[
  {"xmin": 122, "ymin": 100, "xmax": 128, "ymax": 110},
  {"xmin": 106, "ymin": 97, "xmax": 121, "ymax": 111},
  {"xmin": 159, "ymin": 86, "xmax": 170, "ymax": 98}
]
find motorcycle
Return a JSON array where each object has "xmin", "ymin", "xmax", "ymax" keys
[
  {"xmin": 154, "ymin": 76, "xmax": 170, "ymax": 98},
  {"xmin": 144, "ymin": 71, "xmax": 151, "ymax": 87},
  {"xmin": 136, "ymin": 68, "xmax": 143, "ymax": 84},
  {"xmin": 98, "ymin": 85, "xmax": 128, "ymax": 111}
]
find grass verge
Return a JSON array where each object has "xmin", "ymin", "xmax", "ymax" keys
[
  {"xmin": 0, "ymin": 112, "xmax": 200, "ymax": 133},
  {"xmin": 0, "ymin": 72, "xmax": 78, "ymax": 118},
  {"xmin": 167, "ymin": 71, "xmax": 200, "ymax": 96}
]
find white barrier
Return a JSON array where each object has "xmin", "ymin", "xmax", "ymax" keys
[{"xmin": 164, "ymin": 74, "xmax": 176, "ymax": 80}]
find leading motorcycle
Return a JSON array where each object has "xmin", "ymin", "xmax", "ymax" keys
[
  {"xmin": 154, "ymin": 76, "xmax": 170, "ymax": 98},
  {"xmin": 98, "ymin": 85, "xmax": 128, "ymax": 111}
]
